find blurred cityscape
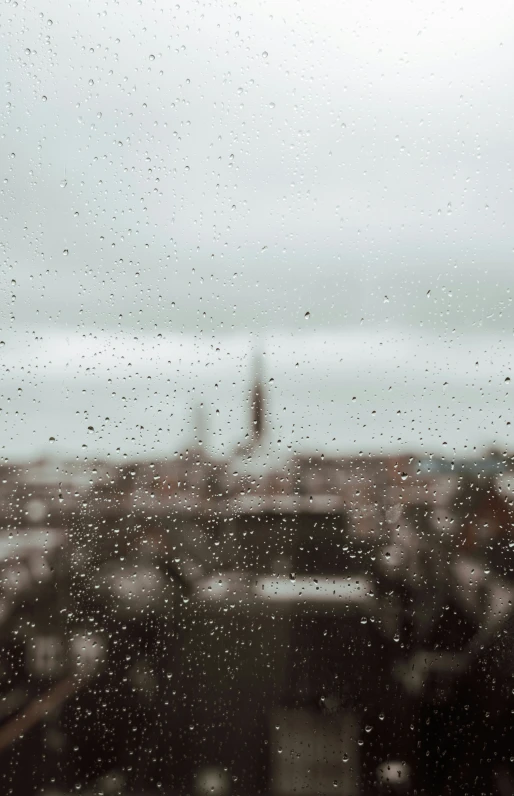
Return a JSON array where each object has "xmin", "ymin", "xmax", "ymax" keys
[{"xmin": 0, "ymin": 371, "xmax": 513, "ymax": 795}]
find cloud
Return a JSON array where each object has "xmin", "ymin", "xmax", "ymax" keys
[{"xmin": 1, "ymin": 0, "xmax": 513, "ymax": 340}]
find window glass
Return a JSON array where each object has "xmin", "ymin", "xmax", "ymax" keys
[{"xmin": 1, "ymin": 1, "xmax": 514, "ymax": 794}]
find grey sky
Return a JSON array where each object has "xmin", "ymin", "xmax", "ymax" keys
[
  {"xmin": 2, "ymin": 0, "xmax": 514, "ymax": 336},
  {"xmin": 1, "ymin": 0, "xmax": 514, "ymax": 461}
]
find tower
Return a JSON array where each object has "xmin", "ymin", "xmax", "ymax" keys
[
  {"xmin": 192, "ymin": 402, "xmax": 207, "ymax": 454},
  {"xmin": 250, "ymin": 351, "xmax": 265, "ymax": 446},
  {"xmin": 230, "ymin": 349, "xmax": 267, "ymax": 469}
]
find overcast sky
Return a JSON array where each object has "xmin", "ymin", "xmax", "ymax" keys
[
  {"xmin": 1, "ymin": 0, "xmax": 514, "ymax": 460},
  {"xmin": 2, "ymin": 0, "xmax": 514, "ymax": 336}
]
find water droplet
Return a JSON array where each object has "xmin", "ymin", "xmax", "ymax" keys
[
  {"xmin": 262, "ymin": 51, "xmax": 268, "ymax": 58},
  {"xmin": 63, "ymin": 249, "xmax": 68, "ymax": 256},
  {"xmin": 304, "ymin": 311, "xmax": 310, "ymax": 319}
]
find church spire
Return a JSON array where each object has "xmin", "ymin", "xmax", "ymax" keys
[
  {"xmin": 189, "ymin": 400, "xmax": 207, "ymax": 462},
  {"xmin": 250, "ymin": 350, "xmax": 265, "ymax": 446}
]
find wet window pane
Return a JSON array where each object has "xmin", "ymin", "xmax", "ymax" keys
[{"xmin": 1, "ymin": 1, "xmax": 514, "ymax": 794}]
